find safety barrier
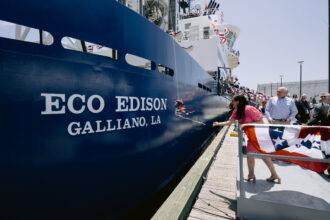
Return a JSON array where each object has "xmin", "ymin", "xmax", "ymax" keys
[{"xmin": 237, "ymin": 122, "xmax": 330, "ymax": 220}]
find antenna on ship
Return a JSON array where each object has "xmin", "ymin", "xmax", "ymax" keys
[
  {"xmin": 204, "ymin": 0, "xmax": 211, "ymax": 15},
  {"xmin": 208, "ymin": 0, "xmax": 218, "ymax": 15},
  {"xmin": 210, "ymin": 0, "xmax": 216, "ymax": 9},
  {"xmin": 207, "ymin": 0, "xmax": 213, "ymax": 8},
  {"xmin": 213, "ymin": 3, "xmax": 219, "ymax": 14},
  {"xmin": 204, "ymin": 0, "xmax": 216, "ymax": 15}
]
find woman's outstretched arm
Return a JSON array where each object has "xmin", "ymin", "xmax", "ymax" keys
[{"xmin": 212, "ymin": 118, "xmax": 235, "ymax": 127}]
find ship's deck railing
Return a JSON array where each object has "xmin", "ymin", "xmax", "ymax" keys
[
  {"xmin": 237, "ymin": 123, "xmax": 330, "ymax": 198},
  {"xmin": 223, "ymin": 45, "xmax": 240, "ymax": 57}
]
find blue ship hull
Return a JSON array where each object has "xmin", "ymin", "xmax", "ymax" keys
[{"xmin": 0, "ymin": 0, "xmax": 230, "ymax": 219}]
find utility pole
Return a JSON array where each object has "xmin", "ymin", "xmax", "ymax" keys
[
  {"xmin": 280, "ymin": 75, "xmax": 283, "ymax": 87},
  {"xmin": 271, "ymin": 83, "xmax": 272, "ymax": 96},
  {"xmin": 298, "ymin": 61, "xmax": 304, "ymax": 97}
]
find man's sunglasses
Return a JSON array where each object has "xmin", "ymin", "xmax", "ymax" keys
[{"xmin": 321, "ymin": 96, "xmax": 327, "ymax": 98}]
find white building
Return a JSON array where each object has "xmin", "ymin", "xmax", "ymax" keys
[{"xmin": 257, "ymin": 79, "xmax": 328, "ymax": 100}]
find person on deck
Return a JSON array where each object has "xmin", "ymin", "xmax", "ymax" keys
[{"xmin": 213, "ymin": 94, "xmax": 281, "ymax": 184}]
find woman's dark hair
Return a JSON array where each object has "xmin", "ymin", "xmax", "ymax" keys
[
  {"xmin": 229, "ymin": 101, "xmax": 234, "ymax": 110},
  {"xmin": 233, "ymin": 94, "xmax": 248, "ymax": 120}
]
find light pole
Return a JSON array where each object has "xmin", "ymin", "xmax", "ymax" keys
[
  {"xmin": 298, "ymin": 61, "xmax": 304, "ymax": 97},
  {"xmin": 280, "ymin": 75, "xmax": 283, "ymax": 87},
  {"xmin": 271, "ymin": 83, "xmax": 272, "ymax": 96}
]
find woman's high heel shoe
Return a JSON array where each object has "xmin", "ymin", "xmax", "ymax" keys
[
  {"xmin": 244, "ymin": 175, "xmax": 256, "ymax": 183},
  {"xmin": 266, "ymin": 176, "xmax": 281, "ymax": 184}
]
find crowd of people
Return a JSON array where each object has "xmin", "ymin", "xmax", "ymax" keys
[
  {"xmin": 219, "ymin": 77, "xmax": 329, "ymax": 126},
  {"xmin": 219, "ymin": 76, "xmax": 269, "ymax": 103},
  {"xmin": 256, "ymin": 91, "xmax": 329, "ymax": 126},
  {"xmin": 213, "ymin": 83, "xmax": 330, "ymax": 182}
]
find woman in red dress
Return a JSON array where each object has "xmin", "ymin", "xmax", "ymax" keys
[{"xmin": 213, "ymin": 94, "xmax": 281, "ymax": 183}]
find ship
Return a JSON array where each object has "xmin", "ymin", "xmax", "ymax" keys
[{"xmin": 0, "ymin": 0, "xmax": 238, "ymax": 219}]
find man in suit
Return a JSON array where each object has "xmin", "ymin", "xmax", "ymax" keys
[
  {"xmin": 295, "ymin": 94, "xmax": 312, "ymax": 123},
  {"xmin": 307, "ymin": 92, "xmax": 329, "ymax": 126},
  {"xmin": 307, "ymin": 92, "xmax": 330, "ymax": 177}
]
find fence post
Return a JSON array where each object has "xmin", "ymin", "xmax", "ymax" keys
[{"xmin": 237, "ymin": 121, "xmax": 245, "ymax": 198}]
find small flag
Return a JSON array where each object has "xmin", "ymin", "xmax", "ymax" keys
[
  {"xmin": 220, "ymin": 36, "xmax": 226, "ymax": 44},
  {"xmin": 224, "ymin": 27, "xmax": 229, "ymax": 35},
  {"xmin": 87, "ymin": 45, "xmax": 93, "ymax": 53}
]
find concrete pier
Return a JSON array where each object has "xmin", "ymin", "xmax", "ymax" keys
[{"xmin": 237, "ymin": 157, "xmax": 330, "ymax": 220}]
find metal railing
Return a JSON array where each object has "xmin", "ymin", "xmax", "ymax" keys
[{"xmin": 237, "ymin": 122, "xmax": 330, "ymax": 198}]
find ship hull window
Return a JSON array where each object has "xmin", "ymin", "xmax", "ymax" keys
[
  {"xmin": 203, "ymin": 26, "xmax": 210, "ymax": 39},
  {"xmin": 158, "ymin": 64, "xmax": 174, "ymax": 76},
  {"xmin": 61, "ymin": 37, "xmax": 119, "ymax": 61},
  {"xmin": 125, "ymin": 53, "xmax": 155, "ymax": 71},
  {"xmin": 0, "ymin": 20, "xmax": 53, "ymax": 45}
]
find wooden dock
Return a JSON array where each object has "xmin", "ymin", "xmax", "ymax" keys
[
  {"xmin": 152, "ymin": 125, "xmax": 238, "ymax": 220},
  {"xmin": 188, "ymin": 125, "xmax": 238, "ymax": 220}
]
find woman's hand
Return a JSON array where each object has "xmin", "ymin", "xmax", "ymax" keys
[
  {"xmin": 212, "ymin": 121, "xmax": 221, "ymax": 127},
  {"xmin": 213, "ymin": 119, "xmax": 234, "ymax": 127}
]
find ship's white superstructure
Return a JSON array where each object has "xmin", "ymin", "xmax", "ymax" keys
[
  {"xmin": 120, "ymin": 0, "xmax": 240, "ymax": 79},
  {"xmin": 174, "ymin": 3, "xmax": 240, "ymax": 79}
]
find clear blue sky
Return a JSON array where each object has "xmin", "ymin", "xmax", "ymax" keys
[{"xmin": 207, "ymin": 0, "xmax": 329, "ymax": 90}]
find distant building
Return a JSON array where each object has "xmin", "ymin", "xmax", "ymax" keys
[{"xmin": 257, "ymin": 79, "xmax": 328, "ymax": 99}]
